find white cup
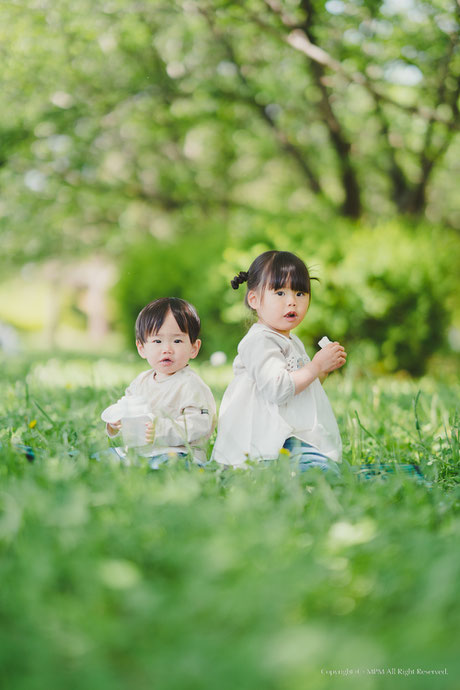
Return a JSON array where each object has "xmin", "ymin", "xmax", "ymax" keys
[
  {"xmin": 121, "ymin": 413, "xmax": 154, "ymax": 448},
  {"xmin": 102, "ymin": 395, "xmax": 154, "ymax": 447}
]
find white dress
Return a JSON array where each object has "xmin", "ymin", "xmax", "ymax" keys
[
  {"xmin": 102, "ymin": 366, "xmax": 216, "ymax": 463},
  {"xmin": 212, "ymin": 323, "xmax": 342, "ymax": 467}
]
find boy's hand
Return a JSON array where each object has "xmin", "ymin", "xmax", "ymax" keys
[
  {"xmin": 312, "ymin": 342, "xmax": 347, "ymax": 377},
  {"xmin": 107, "ymin": 420, "xmax": 122, "ymax": 436},
  {"xmin": 145, "ymin": 419, "xmax": 156, "ymax": 443}
]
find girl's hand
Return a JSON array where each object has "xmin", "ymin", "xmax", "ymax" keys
[
  {"xmin": 312, "ymin": 342, "xmax": 347, "ymax": 376},
  {"xmin": 107, "ymin": 420, "xmax": 122, "ymax": 436},
  {"xmin": 145, "ymin": 419, "xmax": 156, "ymax": 443},
  {"xmin": 291, "ymin": 343, "xmax": 346, "ymax": 395}
]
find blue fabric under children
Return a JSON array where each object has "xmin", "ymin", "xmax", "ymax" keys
[
  {"xmin": 91, "ymin": 447, "xmax": 195, "ymax": 470},
  {"xmin": 282, "ymin": 437, "xmax": 341, "ymax": 475}
]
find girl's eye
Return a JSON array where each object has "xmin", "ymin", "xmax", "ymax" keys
[
  {"xmin": 152, "ymin": 339, "xmax": 161, "ymax": 343},
  {"xmin": 296, "ymin": 292, "xmax": 305, "ymax": 297},
  {"xmin": 174, "ymin": 339, "xmax": 183, "ymax": 344},
  {"xmin": 276, "ymin": 291, "xmax": 285, "ymax": 296}
]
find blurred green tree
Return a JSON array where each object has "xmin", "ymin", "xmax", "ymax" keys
[
  {"xmin": 1, "ymin": 0, "xmax": 459, "ymax": 372},
  {"xmin": 114, "ymin": 221, "xmax": 246, "ymax": 357},
  {"xmin": 0, "ymin": 0, "xmax": 459, "ymax": 269}
]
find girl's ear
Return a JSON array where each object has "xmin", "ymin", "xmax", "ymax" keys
[
  {"xmin": 136, "ymin": 340, "xmax": 147, "ymax": 359},
  {"xmin": 189, "ymin": 339, "xmax": 201, "ymax": 360},
  {"xmin": 247, "ymin": 290, "xmax": 259, "ymax": 310}
]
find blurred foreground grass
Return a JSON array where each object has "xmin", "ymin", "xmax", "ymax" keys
[{"xmin": 0, "ymin": 352, "xmax": 459, "ymax": 690}]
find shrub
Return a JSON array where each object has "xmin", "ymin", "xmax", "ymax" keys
[
  {"xmin": 114, "ymin": 225, "xmax": 244, "ymax": 358},
  {"xmin": 218, "ymin": 219, "xmax": 459, "ymax": 375},
  {"xmin": 115, "ymin": 215, "xmax": 459, "ymax": 375}
]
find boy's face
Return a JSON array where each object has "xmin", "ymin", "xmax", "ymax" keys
[{"xmin": 136, "ymin": 310, "xmax": 201, "ymax": 378}]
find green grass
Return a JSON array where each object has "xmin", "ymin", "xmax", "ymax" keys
[{"xmin": 1, "ymin": 352, "xmax": 459, "ymax": 690}]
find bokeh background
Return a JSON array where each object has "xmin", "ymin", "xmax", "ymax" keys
[
  {"xmin": 1, "ymin": 4, "xmax": 460, "ymax": 689},
  {"xmin": 1, "ymin": 0, "xmax": 459, "ymax": 375}
]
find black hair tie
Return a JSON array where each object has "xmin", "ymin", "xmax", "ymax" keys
[{"xmin": 231, "ymin": 271, "xmax": 249, "ymax": 290}]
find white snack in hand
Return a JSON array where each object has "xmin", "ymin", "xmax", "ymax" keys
[{"xmin": 318, "ymin": 336, "xmax": 332, "ymax": 349}]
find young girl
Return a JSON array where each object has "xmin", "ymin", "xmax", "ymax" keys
[{"xmin": 212, "ymin": 250, "xmax": 347, "ymax": 470}]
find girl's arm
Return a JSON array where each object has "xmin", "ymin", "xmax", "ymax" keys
[
  {"xmin": 240, "ymin": 333, "xmax": 296, "ymax": 405},
  {"xmin": 291, "ymin": 342, "xmax": 346, "ymax": 395}
]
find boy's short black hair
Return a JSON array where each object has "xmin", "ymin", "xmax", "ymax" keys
[{"xmin": 135, "ymin": 297, "xmax": 201, "ymax": 344}]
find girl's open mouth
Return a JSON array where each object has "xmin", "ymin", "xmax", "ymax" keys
[
  {"xmin": 285, "ymin": 312, "xmax": 297, "ymax": 319},
  {"xmin": 160, "ymin": 358, "xmax": 173, "ymax": 365}
]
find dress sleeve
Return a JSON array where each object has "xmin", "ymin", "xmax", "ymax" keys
[{"xmin": 238, "ymin": 331, "xmax": 295, "ymax": 405}]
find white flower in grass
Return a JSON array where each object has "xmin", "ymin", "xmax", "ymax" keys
[
  {"xmin": 210, "ymin": 351, "xmax": 227, "ymax": 367},
  {"xmin": 328, "ymin": 519, "xmax": 377, "ymax": 549}
]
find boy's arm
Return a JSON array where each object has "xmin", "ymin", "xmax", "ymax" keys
[
  {"xmin": 106, "ymin": 421, "xmax": 122, "ymax": 437},
  {"xmin": 102, "ymin": 376, "xmax": 140, "ymax": 438},
  {"xmin": 149, "ymin": 404, "xmax": 215, "ymax": 446}
]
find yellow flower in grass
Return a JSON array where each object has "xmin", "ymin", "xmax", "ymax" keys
[
  {"xmin": 29, "ymin": 419, "xmax": 37, "ymax": 429},
  {"xmin": 279, "ymin": 448, "xmax": 290, "ymax": 457}
]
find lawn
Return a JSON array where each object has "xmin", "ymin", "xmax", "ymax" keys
[{"xmin": 0, "ymin": 352, "xmax": 459, "ymax": 690}]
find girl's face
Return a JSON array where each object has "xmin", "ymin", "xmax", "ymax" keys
[
  {"xmin": 136, "ymin": 310, "xmax": 201, "ymax": 379},
  {"xmin": 247, "ymin": 285, "xmax": 310, "ymax": 336}
]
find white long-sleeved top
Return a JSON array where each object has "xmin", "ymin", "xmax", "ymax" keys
[
  {"xmin": 212, "ymin": 323, "xmax": 342, "ymax": 467},
  {"xmin": 102, "ymin": 365, "xmax": 216, "ymax": 463}
]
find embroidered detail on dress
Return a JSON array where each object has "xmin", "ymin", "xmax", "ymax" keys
[
  {"xmin": 200, "ymin": 408, "xmax": 209, "ymax": 415},
  {"xmin": 286, "ymin": 355, "xmax": 308, "ymax": 372}
]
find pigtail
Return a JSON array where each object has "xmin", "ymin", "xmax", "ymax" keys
[{"xmin": 231, "ymin": 271, "xmax": 249, "ymax": 290}]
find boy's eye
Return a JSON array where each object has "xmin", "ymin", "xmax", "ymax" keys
[
  {"xmin": 152, "ymin": 339, "xmax": 161, "ymax": 343},
  {"xmin": 174, "ymin": 339, "xmax": 183, "ymax": 344}
]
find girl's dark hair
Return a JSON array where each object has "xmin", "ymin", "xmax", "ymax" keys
[
  {"xmin": 231, "ymin": 250, "xmax": 316, "ymax": 308},
  {"xmin": 135, "ymin": 297, "xmax": 201, "ymax": 344}
]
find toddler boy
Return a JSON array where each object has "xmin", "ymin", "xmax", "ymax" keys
[{"xmin": 102, "ymin": 297, "xmax": 216, "ymax": 467}]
